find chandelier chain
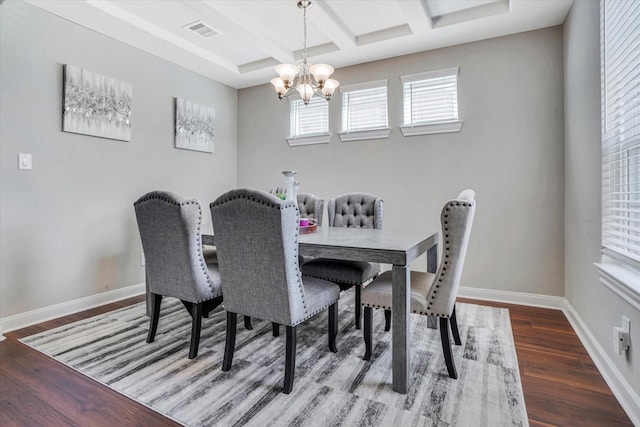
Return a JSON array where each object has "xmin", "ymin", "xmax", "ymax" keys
[{"xmin": 303, "ymin": 3, "xmax": 308, "ymax": 63}]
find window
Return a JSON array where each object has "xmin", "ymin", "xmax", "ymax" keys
[
  {"xmin": 597, "ymin": 0, "xmax": 640, "ymax": 305},
  {"xmin": 339, "ymin": 80, "xmax": 391, "ymax": 141},
  {"xmin": 288, "ymin": 97, "xmax": 330, "ymax": 146},
  {"xmin": 400, "ymin": 67, "xmax": 463, "ymax": 136},
  {"xmin": 600, "ymin": 0, "xmax": 640, "ymax": 269}
]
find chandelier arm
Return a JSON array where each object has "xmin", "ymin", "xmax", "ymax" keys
[{"xmin": 272, "ymin": 0, "xmax": 338, "ymax": 104}]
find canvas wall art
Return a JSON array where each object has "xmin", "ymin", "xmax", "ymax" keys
[
  {"xmin": 62, "ymin": 65, "xmax": 132, "ymax": 141},
  {"xmin": 175, "ymin": 98, "xmax": 215, "ymax": 153}
]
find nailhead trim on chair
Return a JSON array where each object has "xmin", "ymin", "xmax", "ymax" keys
[
  {"xmin": 212, "ymin": 190, "xmax": 311, "ymax": 321},
  {"xmin": 193, "ymin": 201, "xmax": 218, "ymax": 296},
  {"xmin": 363, "ymin": 200, "xmax": 473, "ymax": 319},
  {"xmin": 361, "ymin": 302, "xmax": 447, "ymax": 317},
  {"xmin": 136, "ymin": 191, "xmax": 221, "ymax": 302},
  {"xmin": 424, "ymin": 201, "xmax": 472, "ymax": 318},
  {"xmin": 301, "ymin": 272, "xmax": 365, "ymax": 286},
  {"xmin": 292, "ymin": 299, "xmax": 338, "ymax": 327}
]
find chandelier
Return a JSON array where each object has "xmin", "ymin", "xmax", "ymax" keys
[{"xmin": 270, "ymin": 0, "xmax": 339, "ymax": 105}]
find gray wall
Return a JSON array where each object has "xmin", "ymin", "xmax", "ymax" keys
[
  {"xmin": 0, "ymin": 1, "xmax": 237, "ymax": 318},
  {"xmin": 238, "ymin": 27, "xmax": 565, "ymax": 297},
  {"xmin": 563, "ymin": 0, "xmax": 639, "ymax": 395}
]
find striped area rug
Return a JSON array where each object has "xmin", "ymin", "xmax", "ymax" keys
[{"xmin": 20, "ymin": 290, "xmax": 528, "ymax": 426}]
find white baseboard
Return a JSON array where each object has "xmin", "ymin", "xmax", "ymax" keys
[
  {"xmin": 562, "ymin": 300, "xmax": 640, "ymax": 426},
  {"xmin": 0, "ymin": 282, "xmax": 145, "ymax": 337},
  {"xmin": 458, "ymin": 286, "xmax": 565, "ymax": 309}
]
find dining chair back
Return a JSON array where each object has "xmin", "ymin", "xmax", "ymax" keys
[
  {"xmin": 361, "ymin": 189, "xmax": 476, "ymax": 379},
  {"xmin": 209, "ymin": 188, "xmax": 340, "ymax": 393},
  {"xmin": 301, "ymin": 192, "xmax": 383, "ymax": 329},
  {"xmin": 297, "ymin": 192, "xmax": 324, "ymax": 226},
  {"xmin": 427, "ymin": 189, "xmax": 476, "ymax": 317},
  {"xmin": 134, "ymin": 190, "xmax": 223, "ymax": 359},
  {"xmin": 327, "ymin": 193, "xmax": 383, "ymax": 229}
]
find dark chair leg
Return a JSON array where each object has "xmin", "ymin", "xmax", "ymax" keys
[
  {"xmin": 384, "ymin": 309, "xmax": 391, "ymax": 332},
  {"xmin": 188, "ymin": 302, "xmax": 203, "ymax": 359},
  {"xmin": 363, "ymin": 306, "xmax": 373, "ymax": 361},
  {"xmin": 283, "ymin": 325, "xmax": 297, "ymax": 394},
  {"xmin": 272, "ymin": 323, "xmax": 280, "ymax": 337},
  {"xmin": 440, "ymin": 317, "xmax": 458, "ymax": 379},
  {"xmin": 244, "ymin": 316, "xmax": 253, "ymax": 330},
  {"xmin": 355, "ymin": 285, "xmax": 362, "ymax": 329},
  {"xmin": 450, "ymin": 305, "xmax": 461, "ymax": 346},
  {"xmin": 146, "ymin": 293, "xmax": 162, "ymax": 343},
  {"xmin": 328, "ymin": 302, "xmax": 338, "ymax": 353},
  {"xmin": 222, "ymin": 312, "xmax": 237, "ymax": 371}
]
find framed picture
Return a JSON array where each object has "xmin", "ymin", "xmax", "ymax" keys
[
  {"xmin": 175, "ymin": 98, "xmax": 215, "ymax": 153},
  {"xmin": 62, "ymin": 64, "xmax": 132, "ymax": 141}
]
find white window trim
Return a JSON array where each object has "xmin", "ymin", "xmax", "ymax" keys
[
  {"xmin": 401, "ymin": 66, "xmax": 462, "ymax": 136},
  {"xmin": 287, "ymin": 132, "xmax": 331, "ymax": 147},
  {"xmin": 288, "ymin": 96, "xmax": 329, "ymax": 144},
  {"xmin": 400, "ymin": 67, "xmax": 460, "ymax": 84},
  {"xmin": 340, "ymin": 79, "xmax": 388, "ymax": 93},
  {"xmin": 595, "ymin": 261, "xmax": 640, "ymax": 312},
  {"xmin": 340, "ymin": 79, "xmax": 389, "ymax": 141},
  {"xmin": 400, "ymin": 121, "xmax": 463, "ymax": 136},
  {"xmin": 338, "ymin": 128, "xmax": 391, "ymax": 142}
]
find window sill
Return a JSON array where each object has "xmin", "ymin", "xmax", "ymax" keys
[
  {"xmin": 287, "ymin": 133, "xmax": 331, "ymax": 147},
  {"xmin": 595, "ymin": 262, "xmax": 640, "ymax": 311},
  {"xmin": 338, "ymin": 128, "xmax": 391, "ymax": 142},
  {"xmin": 400, "ymin": 120, "xmax": 463, "ymax": 136}
]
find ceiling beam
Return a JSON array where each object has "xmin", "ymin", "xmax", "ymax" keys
[
  {"xmin": 85, "ymin": 0, "xmax": 239, "ymax": 73},
  {"xmin": 395, "ymin": 0, "xmax": 434, "ymax": 34},
  {"xmin": 307, "ymin": 0, "xmax": 356, "ymax": 50},
  {"xmin": 195, "ymin": 0, "xmax": 296, "ymax": 64}
]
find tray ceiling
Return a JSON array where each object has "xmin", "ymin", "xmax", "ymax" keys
[{"xmin": 25, "ymin": 0, "xmax": 573, "ymax": 89}]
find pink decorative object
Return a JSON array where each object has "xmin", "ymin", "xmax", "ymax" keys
[{"xmin": 299, "ymin": 219, "xmax": 309, "ymax": 227}]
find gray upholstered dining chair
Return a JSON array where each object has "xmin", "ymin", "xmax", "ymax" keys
[
  {"xmin": 297, "ymin": 192, "xmax": 324, "ymax": 226},
  {"xmin": 301, "ymin": 192, "xmax": 383, "ymax": 329},
  {"xmin": 134, "ymin": 190, "xmax": 223, "ymax": 359},
  {"xmin": 361, "ymin": 189, "xmax": 476, "ymax": 379},
  {"xmin": 209, "ymin": 188, "xmax": 341, "ymax": 394}
]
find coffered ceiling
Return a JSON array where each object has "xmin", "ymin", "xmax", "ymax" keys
[{"xmin": 25, "ymin": 0, "xmax": 574, "ymax": 89}]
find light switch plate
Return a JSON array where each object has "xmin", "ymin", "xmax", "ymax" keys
[{"xmin": 18, "ymin": 153, "xmax": 32, "ymax": 170}]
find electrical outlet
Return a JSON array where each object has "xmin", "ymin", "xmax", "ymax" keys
[
  {"xmin": 613, "ymin": 316, "xmax": 631, "ymax": 355},
  {"xmin": 140, "ymin": 252, "xmax": 145, "ymax": 267},
  {"xmin": 613, "ymin": 326, "xmax": 630, "ymax": 354}
]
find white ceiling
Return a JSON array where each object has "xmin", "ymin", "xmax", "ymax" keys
[{"xmin": 25, "ymin": 0, "xmax": 574, "ymax": 89}]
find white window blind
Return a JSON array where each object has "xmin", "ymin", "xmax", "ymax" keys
[
  {"xmin": 341, "ymin": 80, "xmax": 388, "ymax": 132},
  {"xmin": 601, "ymin": 0, "xmax": 640, "ymax": 268},
  {"xmin": 402, "ymin": 67, "xmax": 459, "ymax": 126},
  {"xmin": 289, "ymin": 97, "xmax": 328, "ymax": 138}
]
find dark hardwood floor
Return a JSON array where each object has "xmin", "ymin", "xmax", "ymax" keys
[{"xmin": 1, "ymin": 296, "xmax": 633, "ymax": 426}]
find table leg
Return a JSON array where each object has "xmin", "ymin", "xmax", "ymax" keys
[
  {"xmin": 427, "ymin": 243, "xmax": 437, "ymax": 273},
  {"xmin": 427, "ymin": 243, "xmax": 438, "ymax": 329},
  {"xmin": 392, "ymin": 264, "xmax": 410, "ymax": 394},
  {"xmin": 145, "ymin": 270, "xmax": 151, "ymax": 317}
]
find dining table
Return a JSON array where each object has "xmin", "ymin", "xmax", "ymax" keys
[
  {"xmin": 199, "ymin": 226, "xmax": 438, "ymax": 394},
  {"xmin": 298, "ymin": 226, "xmax": 439, "ymax": 394}
]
